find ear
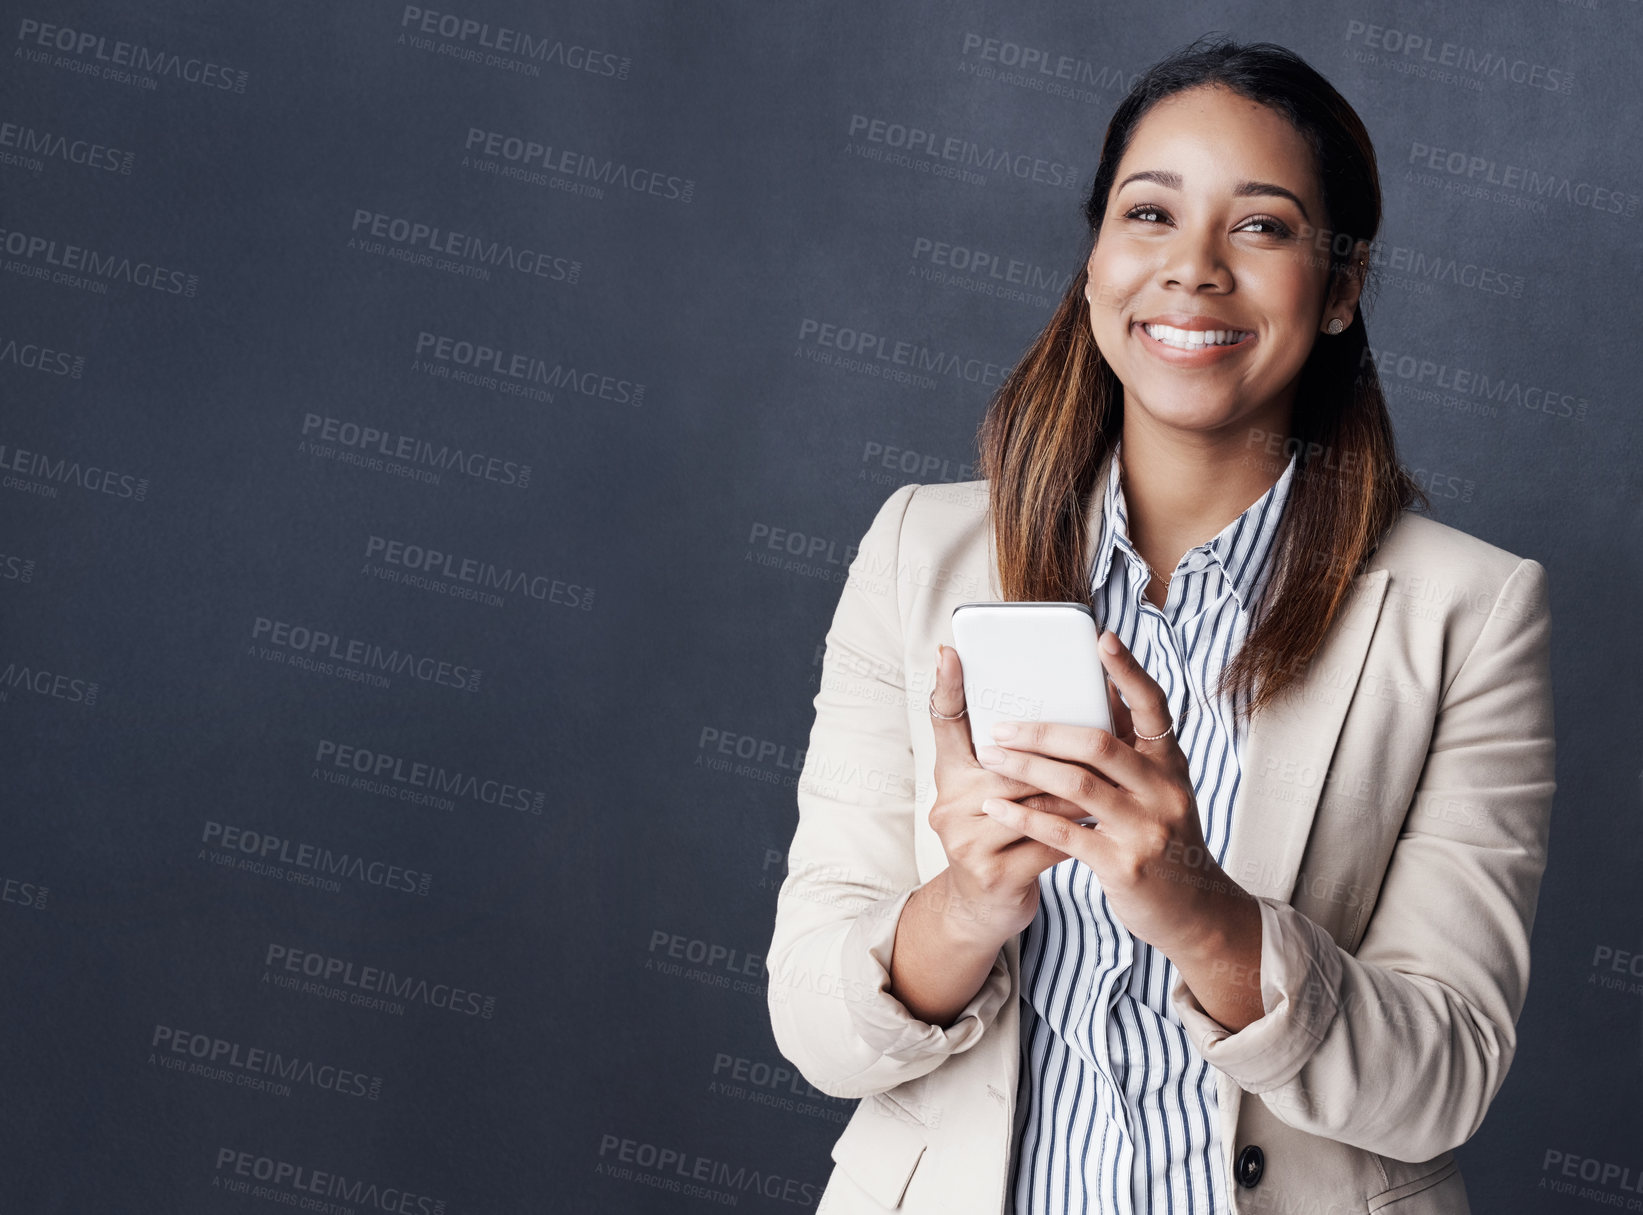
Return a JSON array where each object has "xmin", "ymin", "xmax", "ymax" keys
[
  {"xmin": 1324, "ymin": 239, "xmax": 1370, "ymax": 324},
  {"xmin": 1085, "ymin": 241, "xmax": 1122, "ymax": 317}
]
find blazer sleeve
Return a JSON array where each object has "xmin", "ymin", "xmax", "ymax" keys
[
  {"xmin": 1171, "ymin": 555, "xmax": 1556, "ymax": 1161},
  {"xmin": 766, "ymin": 482, "xmax": 1013, "ymax": 1099}
]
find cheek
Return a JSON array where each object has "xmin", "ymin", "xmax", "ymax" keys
[
  {"xmin": 1085, "ymin": 254, "xmax": 1141, "ymax": 329},
  {"xmin": 1252, "ymin": 261, "xmax": 1328, "ymax": 320},
  {"xmin": 1087, "ymin": 246, "xmax": 1143, "ymax": 289}
]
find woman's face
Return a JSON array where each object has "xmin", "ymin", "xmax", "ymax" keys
[{"xmin": 1085, "ymin": 83, "xmax": 1357, "ymax": 442}]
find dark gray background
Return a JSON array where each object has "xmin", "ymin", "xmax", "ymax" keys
[{"xmin": 2, "ymin": 2, "xmax": 1638, "ymax": 1210}]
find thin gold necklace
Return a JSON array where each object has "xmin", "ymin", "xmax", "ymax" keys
[{"xmin": 1137, "ymin": 554, "xmax": 1172, "ymax": 586}]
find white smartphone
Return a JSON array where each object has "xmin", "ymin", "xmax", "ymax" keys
[{"xmin": 950, "ymin": 601, "xmax": 1114, "ymax": 826}]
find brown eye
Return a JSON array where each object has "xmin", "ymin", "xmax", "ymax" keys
[{"xmin": 1241, "ymin": 215, "xmax": 1291, "ymax": 237}]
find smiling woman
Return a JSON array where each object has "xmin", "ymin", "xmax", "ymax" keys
[{"xmin": 767, "ymin": 34, "xmax": 1555, "ymax": 1215}]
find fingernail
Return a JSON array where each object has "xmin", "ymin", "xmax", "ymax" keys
[
  {"xmin": 990, "ymin": 723, "xmax": 1017, "ymax": 740},
  {"xmin": 977, "ymin": 746, "xmax": 1005, "ymax": 764},
  {"xmin": 1101, "ymin": 631, "xmax": 1120, "ymax": 654}
]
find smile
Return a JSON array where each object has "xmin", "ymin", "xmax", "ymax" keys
[{"xmin": 1139, "ymin": 323, "xmax": 1254, "ymax": 350}]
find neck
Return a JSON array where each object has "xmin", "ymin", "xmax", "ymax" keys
[{"xmin": 1116, "ymin": 405, "xmax": 1293, "ymax": 578}]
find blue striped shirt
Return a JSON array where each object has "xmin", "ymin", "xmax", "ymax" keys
[{"xmin": 1007, "ymin": 438, "xmax": 1297, "ymax": 1214}]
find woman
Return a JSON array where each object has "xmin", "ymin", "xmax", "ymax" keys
[{"xmin": 767, "ymin": 36, "xmax": 1555, "ymax": 1215}]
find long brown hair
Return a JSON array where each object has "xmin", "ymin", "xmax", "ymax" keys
[{"xmin": 977, "ymin": 35, "xmax": 1429, "ymax": 721}]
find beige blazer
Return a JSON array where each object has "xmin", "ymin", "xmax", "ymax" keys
[{"xmin": 766, "ymin": 452, "xmax": 1556, "ymax": 1214}]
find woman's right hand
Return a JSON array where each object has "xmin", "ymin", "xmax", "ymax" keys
[{"xmin": 925, "ymin": 643, "xmax": 1094, "ymax": 942}]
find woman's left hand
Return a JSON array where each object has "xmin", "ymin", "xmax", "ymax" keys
[{"xmin": 974, "ymin": 627, "xmax": 1265, "ymax": 1028}]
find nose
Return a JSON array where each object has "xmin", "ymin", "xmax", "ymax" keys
[{"xmin": 1158, "ymin": 222, "xmax": 1232, "ymax": 292}]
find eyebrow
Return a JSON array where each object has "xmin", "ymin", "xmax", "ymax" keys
[{"xmin": 1114, "ymin": 169, "xmax": 1311, "ymax": 222}]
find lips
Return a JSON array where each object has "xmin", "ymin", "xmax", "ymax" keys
[
  {"xmin": 1128, "ymin": 317, "xmax": 1257, "ymax": 365},
  {"xmin": 1136, "ymin": 318, "xmax": 1248, "ymax": 351}
]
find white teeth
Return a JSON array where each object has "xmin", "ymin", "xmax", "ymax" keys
[{"xmin": 1142, "ymin": 323, "xmax": 1250, "ymax": 349}]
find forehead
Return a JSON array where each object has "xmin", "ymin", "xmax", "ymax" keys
[{"xmin": 1116, "ymin": 85, "xmax": 1320, "ymax": 202}]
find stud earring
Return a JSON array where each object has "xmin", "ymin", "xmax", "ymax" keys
[{"xmin": 1326, "ymin": 318, "xmax": 1344, "ymax": 335}]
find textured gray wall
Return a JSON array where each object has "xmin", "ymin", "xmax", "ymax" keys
[{"xmin": 1, "ymin": 2, "xmax": 1638, "ymax": 1210}]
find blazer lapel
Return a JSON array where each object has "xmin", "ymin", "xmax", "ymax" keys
[
  {"xmin": 1211, "ymin": 564, "xmax": 1388, "ymax": 1182},
  {"xmin": 1223, "ymin": 566, "xmax": 1389, "ymax": 902}
]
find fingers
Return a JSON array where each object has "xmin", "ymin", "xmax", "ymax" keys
[
  {"xmin": 996, "ymin": 834, "xmax": 1075, "ymax": 872},
  {"xmin": 1019, "ymin": 791, "xmax": 1096, "ymax": 822},
  {"xmin": 983, "ymin": 795, "xmax": 1103, "ymax": 858},
  {"xmin": 977, "ymin": 745, "xmax": 1119, "ymax": 823},
  {"xmin": 981, "ymin": 720, "xmax": 1148, "ymax": 795},
  {"xmin": 930, "ymin": 644, "xmax": 977, "ymax": 761},
  {"xmin": 1106, "ymin": 674, "xmax": 1134, "ymax": 743},
  {"xmin": 983, "ymin": 795, "xmax": 1080, "ymax": 874},
  {"xmin": 1097, "ymin": 630, "xmax": 1174, "ymax": 749}
]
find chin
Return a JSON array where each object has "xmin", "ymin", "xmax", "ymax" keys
[{"xmin": 1128, "ymin": 393, "xmax": 1244, "ymax": 430}]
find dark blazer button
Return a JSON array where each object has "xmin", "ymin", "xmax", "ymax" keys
[{"xmin": 1236, "ymin": 1145, "xmax": 1265, "ymax": 1189}]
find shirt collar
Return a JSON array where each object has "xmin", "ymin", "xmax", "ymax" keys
[{"xmin": 1089, "ymin": 437, "xmax": 1298, "ymax": 613}]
